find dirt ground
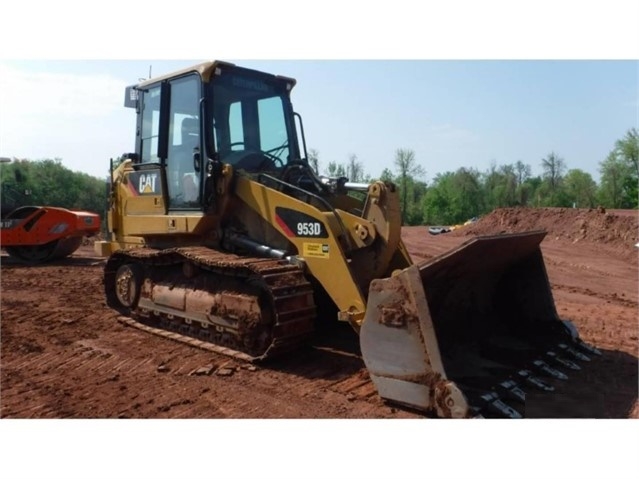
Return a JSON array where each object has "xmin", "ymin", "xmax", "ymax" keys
[{"xmin": 1, "ymin": 207, "xmax": 637, "ymax": 419}]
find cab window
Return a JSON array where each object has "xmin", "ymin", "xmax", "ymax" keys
[{"xmin": 166, "ymin": 75, "xmax": 200, "ymax": 208}]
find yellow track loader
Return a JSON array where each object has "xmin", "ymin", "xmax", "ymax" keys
[{"xmin": 96, "ymin": 61, "xmax": 599, "ymax": 418}]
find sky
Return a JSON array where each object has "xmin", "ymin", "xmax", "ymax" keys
[
  {"xmin": 1, "ymin": 1, "xmax": 638, "ymax": 479},
  {"xmin": 1, "ymin": 59, "xmax": 637, "ymax": 183}
]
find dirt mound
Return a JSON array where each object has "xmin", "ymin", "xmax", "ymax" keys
[{"xmin": 451, "ymin": 207, "xmax": 638, "ymax": 262}]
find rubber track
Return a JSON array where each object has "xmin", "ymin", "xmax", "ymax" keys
[{"xmin": 105, "ymin": 246, "xmax": 317, "ymax": 361}]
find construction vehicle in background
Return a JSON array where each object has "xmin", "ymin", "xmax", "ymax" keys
[
  {"xmin": 0, "ymin": 178, "xmax": 101, "ymax": 263},
  {"xmin": 96, "ymin": 61, "xmax": 599, "ymax": 418}
]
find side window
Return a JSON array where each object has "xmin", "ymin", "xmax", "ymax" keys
[{"xmin": 140, "ymin": 86, "xmax": 161, "ymax": 163}]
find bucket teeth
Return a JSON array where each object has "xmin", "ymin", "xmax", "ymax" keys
[
  {"xmin": 480, "ymin": 392, "xmax": 522, "ymax": 419},
  {"xmin": 518, "ymin": 370, "xmax": 554, "ymax": 392},
  {"xmin": 558, "ymin": 343, "xmax": 591, "ymax": 362},
  {"xmin": 498, "ymin": 380, "xmax": 525, "ymax": 403},
  {"xmin": 533, "ymin": 359, "xmax": 568, "ymax": 380},
  {"xmin": 575, "ymin": 340, "xmax": 602, "ymax": 356},
  {"xmin": 546, "ymin": 351, "xmax": 581, "ymax": 370}
]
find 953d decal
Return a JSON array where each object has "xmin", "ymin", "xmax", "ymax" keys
[{"xmin": 275, "ymin": 207, "xmax": 328, "ymax": 238}]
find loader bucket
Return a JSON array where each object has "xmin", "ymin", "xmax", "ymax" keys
[{"xmin": 360, "ymin": 231, "xmax": 597, "ymax": 418}]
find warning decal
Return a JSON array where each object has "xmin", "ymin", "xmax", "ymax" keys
[{"xmin": 303, "ymin": 243, "xmax": 330, "ymax": 259}]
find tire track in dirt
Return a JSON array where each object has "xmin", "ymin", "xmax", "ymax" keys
[
  {"xmin": 551, "ymin": 283, "xmax": 638, "ymax": 309},
  {"xmin": 2, "ymin": 307, "xmax": 215, "ymax": 418},
  {"xmin": 230, "ymin": 344, "xmax": 417, "ymax": 418},
  {"xmin": 111, "ymin": 317, "xmax": 414, "ymax": 418},
  {"xmin": 0, "ymin": 254, "xmax": 406, "ymax": 418}
]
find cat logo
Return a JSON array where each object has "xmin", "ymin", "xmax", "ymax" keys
[{"xmin": 139, "ymin": 173, "xmax": 158, "ymax": 194}]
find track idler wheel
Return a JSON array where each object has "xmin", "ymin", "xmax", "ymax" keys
[{"xmin": 114, "ymin": 264, "xmax": 143, "ymax": 310}]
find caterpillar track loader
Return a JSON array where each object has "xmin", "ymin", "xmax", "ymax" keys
[{"xmin": 97, "ymin": 61, "xmax": 599, "ymax": 418}]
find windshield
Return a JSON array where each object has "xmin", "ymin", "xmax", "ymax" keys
[{"xmin": 209, "ymin": 68, "xmax": 297, "ymax": 170}]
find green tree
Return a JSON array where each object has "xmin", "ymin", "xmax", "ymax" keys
[
  {"xmin": 598, "ymin": 150, "xmax": 631, "ymax": 208},
  {"xmin": 564, "ymin": 169, "xmax": 597, "ymax": 208},
  {"xmin": 423, "ymin": 173, "xmax": 455, "ymax": 224},
  {"xmin": 379, "ymin": 168, "xmax": 394, "ymax": 182},
  {"xmin": 346, "ymin": 154, "xmax": 364, "ymax": 182},
  {"xmin": 513, "ymin": 160, "xmax": 534, "ymax": 205},
  {"xmin": 539, "ymin": 152, "xmax": 567, "ymax": 205},
  {"xmin": 615, "ymin": 128, "xmax": 638, "ymax": 178},
  {"xmin": 0, "ymin": 158, "xmax": 107, "ymax": 218},
  {"xmin": 308, "ymin": 148, "xmax": 320, "ymax": 175},
  {"xmin": 520, "ymin": 175, "xmax": 543, "ymax": 207},
  {"xmin": 325, "ymin": 161, "xmax": 346, "ymax": 177},
  {"xmin": 613, "ymin": 128, "xmax": 638, "ymax": 208},
  {"xmin": 408, "ymin": 180, "xmax": 427, "ymax": 224},
  {"xmin": 393, "ymin": 148, "xmax": 425, "ymax": 224},
  {"xmin": 483, "ymin": 162, "xmax": 519, "ymax": 209},
  {"xmin": 423, "ymin": 168, "xmax": 483, "ymax": 225},
  {"xmin": 541, "ymin": 152, "xmax": 566, "ymax": 191},
  {"xmin": 514, "ymin": 160, "xmax": 532, "ymax": 186}
]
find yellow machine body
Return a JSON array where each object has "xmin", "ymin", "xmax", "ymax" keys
[{"xmin": 98, "ymin": 61, "xmax": 598, "ymax": 418}]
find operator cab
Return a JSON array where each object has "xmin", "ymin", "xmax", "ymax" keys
[{"xmin": 125, "ymin": 61, "xmax": 321, "ymax": 211}]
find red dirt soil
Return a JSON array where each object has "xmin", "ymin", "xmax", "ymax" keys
[{"xmin": 1, "ymin": 207, "xmax": 637, "ymax": 419}]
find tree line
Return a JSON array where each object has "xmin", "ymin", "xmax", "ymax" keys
[
  {"xmin": 1, "ymin": 128, "xmax": 636, "ymax": 227},
  {"xmin": 0, "ymin": 158, "xmax": 107, "ymax": 218},
  {"xmin": 309, "ymin": 128, "xmax": 638, "ymax": 225}
]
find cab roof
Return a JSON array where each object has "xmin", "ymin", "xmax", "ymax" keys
[{"xmin": 136, "ymin": 60, "xmax": 297, "ymax": 89}]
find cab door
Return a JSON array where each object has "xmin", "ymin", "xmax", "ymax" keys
[{"xmin": 165, "ymin": 74, "xmax": 202, "ymax": 210}]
